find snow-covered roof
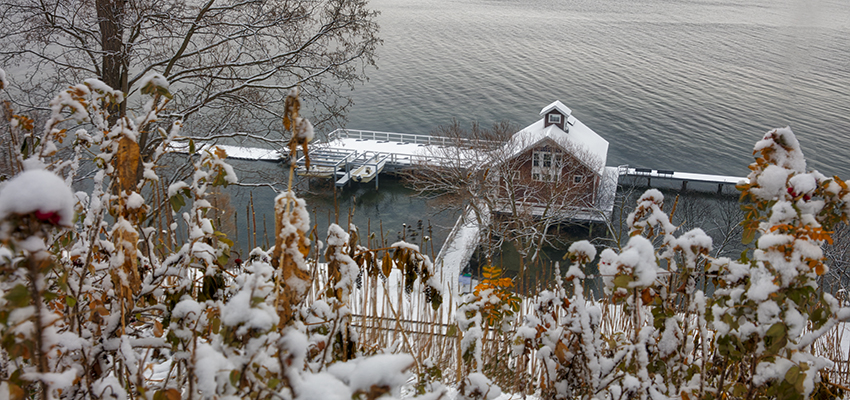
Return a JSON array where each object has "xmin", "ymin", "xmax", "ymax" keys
[
  {"xmin": 539, "ymin": 100, "xmax": 572, "ymax": 117},
  {"xmin": 504, "ymin": 105, "xmax": 609, "ymax": 174}
]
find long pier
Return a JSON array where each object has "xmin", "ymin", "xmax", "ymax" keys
[
  {"xmin": 169, "ymin": 129, "xmax": 748, "ymax": 193},
  {"xmin": 294, "ymin": 129, "xmax": 747, "ymax": 191},
  {"xmin": 617, "ymin": 165, "xmax": 746, "ymax": 193},
  {"xmin": 169, "ymin": 129, "xmax": 750, "ymax": 290}
]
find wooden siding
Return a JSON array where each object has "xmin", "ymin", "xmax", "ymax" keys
[
  {"xmin": 543, "ymin": 110, "xmax": 566, "ymax": 131},
  {"xmin": 499, "ymin": 141, "xmax": 599, "ymax": 209}
]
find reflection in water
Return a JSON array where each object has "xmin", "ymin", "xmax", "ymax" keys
[{"xmin": 220, "ymin": 159, "xmax": 459, "ymax": 261}]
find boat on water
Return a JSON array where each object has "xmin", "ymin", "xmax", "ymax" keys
[{"xmin": 351, "ymin": 159, "xmax": 386, "ymax": 183}]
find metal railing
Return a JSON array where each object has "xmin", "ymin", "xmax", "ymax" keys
[{"xmin": 327, "ymin": 128, "xmax": 501, "ymax": 148}]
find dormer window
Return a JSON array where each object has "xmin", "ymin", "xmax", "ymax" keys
[{"xmin": 548, "ymin": 114, "xmax": 562, "ymax": 124}]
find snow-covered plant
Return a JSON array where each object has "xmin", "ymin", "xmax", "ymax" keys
[
  {"xmin": 592, "ymin": 185, "xmax": 722, "ymax": 399},
  {"xmin": 710, "ymin": 127, "xmax": 850, "ymax": 399},
  {"xmin": 457, "ymin": 372, "xmax": 502, "ymax": 400},
  {"xmin": 512, "ymin": 242, "xmax": 618, "ymax": 399},
  {"xmin": 271, "ymin": 190, "xmax": 312, "ymax": 330},
  {"xmin": 456, "ymin": 264, "xmax": 519, "ymax": 393},
  {"xmin": 0, "ymin": 169, "xmax": 77, "ymax": 399},
  {"xmin": 0, "ymin": 71, "xmax": 179, "ymax": 398},
  {"xmin": 298, "ymin": 223, "xmax": 359, "ymax": 368},
  {"xmin": 0, "ymin": 74, "xmax": 445, "ymax": 400}
]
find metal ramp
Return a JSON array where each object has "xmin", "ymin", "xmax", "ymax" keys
[
  {"xmin": 295, "ymin": 148, "xmax": 357, "ymax": 178},
  {"xmin": 335, "ymin": 171, "xmax": 354, "ymax": 187}
]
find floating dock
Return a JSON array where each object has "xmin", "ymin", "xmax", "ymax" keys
[{"xmin": 295, "ymin": 146, "xmax": 390, "ymax": 188}]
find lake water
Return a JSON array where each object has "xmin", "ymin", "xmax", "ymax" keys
[
  {"xmin": 343, "ymin": 0, "xmax": 850, "ymax": 179},
  {"xmin": 227, "ymin": 0, "xmax": 850, "ymax": 257},
  {"xmin": 224, "ymin": 161, "xmax": 460, "ymax": 259}
]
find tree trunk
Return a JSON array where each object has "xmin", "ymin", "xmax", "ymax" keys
[{"xmin": 97, "ymin": 0, "xmax": 127, "ymax": 118}]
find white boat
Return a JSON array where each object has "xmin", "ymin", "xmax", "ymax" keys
[{"xmin": 350, "ymin": 160, "xmax": 386, "ymax": 183}]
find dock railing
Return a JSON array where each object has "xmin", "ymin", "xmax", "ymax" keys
[{"xmin": 327, "ymin": 128, "xmax": 500, "ymax": 148}]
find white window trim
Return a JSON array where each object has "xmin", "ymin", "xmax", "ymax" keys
[
  {"xmin": 532, "ymin": 150, "xmax": 562, "ymax": 182},
  {"xmin": 548, "ymin": 113, "xmax": 562, "ymax": 124}
]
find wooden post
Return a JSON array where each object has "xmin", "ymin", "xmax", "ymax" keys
[{"xmin": 246, "ymin": 205, "xmax": 252, "ymax": 249}]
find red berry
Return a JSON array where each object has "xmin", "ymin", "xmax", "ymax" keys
[{"xmin": 34, "ymin": 210, "xmax": 61, "ymax": 225}]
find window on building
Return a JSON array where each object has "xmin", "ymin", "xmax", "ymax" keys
[
  {"xmin": 532, "ymin": 150, "xmax": 562, "ymax": 182},
  {"xmin": 548, "ymin": 114, "xmax": 562, "ymax": 124},
  {"xmin": 574, "ymin": 175, "xmax": 583, "ymax": 184}
]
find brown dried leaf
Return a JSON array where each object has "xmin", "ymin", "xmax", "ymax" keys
[
  {"xmin": 111, "ymin": 224, "xmax": 141, "ymax": 315},
  {"xmin": 153, "ymin": 320, "xmax": 164, "ymax": 337},
  {"xmin": 6, "ymin": 382, "xmax": 25, "ymax": 400},
  {"xmin": 273, "ymin": 193, "xmax": 311, "ymax": 327},
  {"xmin": 283, "ymin": 92, "xmax": 300, "ymax": 131},
  {"xmin": 381, "ymin": 251, "xmax": 392, "ymax": 277},
  {"xmin": 115, "ymin": 135, "xmax": 140, "ymax": 194},
  {"xmin": 163, "ymin": 388, "xmax": 181, "ymax": 400},
  {"xmin": 555, "ymin": 340, "xmax": 570, "ymax": 365}
]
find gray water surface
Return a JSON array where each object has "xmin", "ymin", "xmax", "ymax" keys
[
  {"xmin": 343, "ymin": 0, "xmax": 850, "ymax": 178},
  {"xmin": 226, "ymin": 0, "xmax": 850, "ymax": 257}
]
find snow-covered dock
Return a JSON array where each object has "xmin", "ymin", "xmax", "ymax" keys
[
  {"xmin": 618, "ymin": 165, "xmax": 747, "ymax": 192},
  {"xmin": 292, "ymin": 129, "xmax": 457, "ymax": 189},
  {"xmin": 168, "ymin": 142, "xmax": 284, "ymax": 161},
  {"xmin": 301, "ymin": 129, "xmax": 451, "ymax": 167},
  {"xmin": 433, "ymin": 204, "xmax": 489, "ymax": 295},
  {"xmin": 305, "ymin": 129, "xmax": 746, "ymax": 191}
]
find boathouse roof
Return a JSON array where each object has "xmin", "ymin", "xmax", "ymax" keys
[
  {"xmin": 504, "ymin": 102, "xmax": 609, "ymax": 174},
  {"xmin": 539, "ymin": 100, "xmax": 572, "ymax": 117}
]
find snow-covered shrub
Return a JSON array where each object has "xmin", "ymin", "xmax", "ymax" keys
[
  {"xmin": 709, "ymin": 127, "xmax": 850, "ymax": 399},
  {"xmin": 503, "ymin": 127, "xmax": 849, "ymax": 400},
  {"xmin": 0, "ymin": 73, "xmax": 443, "ymax": 400},
  {"xmin": 457, "ymin": 372, "xmax": 502, "ymax": 400},
  {"xmin": 456, "ymin": 264, "xmax": 519, "ymax": 392},
  {"xmin": 512, "ymin": 241, "xmax": 628, "ymax": 399}
]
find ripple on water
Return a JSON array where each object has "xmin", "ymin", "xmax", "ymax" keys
[{"xmin": 347, "ymin": 0, "xmax": 850, "ymax": 178}]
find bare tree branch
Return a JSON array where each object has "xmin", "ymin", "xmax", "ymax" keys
[{"xmin": 0, "ymin": 0, "xmax": 380, "ymax": 159}]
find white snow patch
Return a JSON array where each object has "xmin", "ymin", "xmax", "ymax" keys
[{"xmin": 0, "ymin": 169, "xmax": 76, "ymax": 226}]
